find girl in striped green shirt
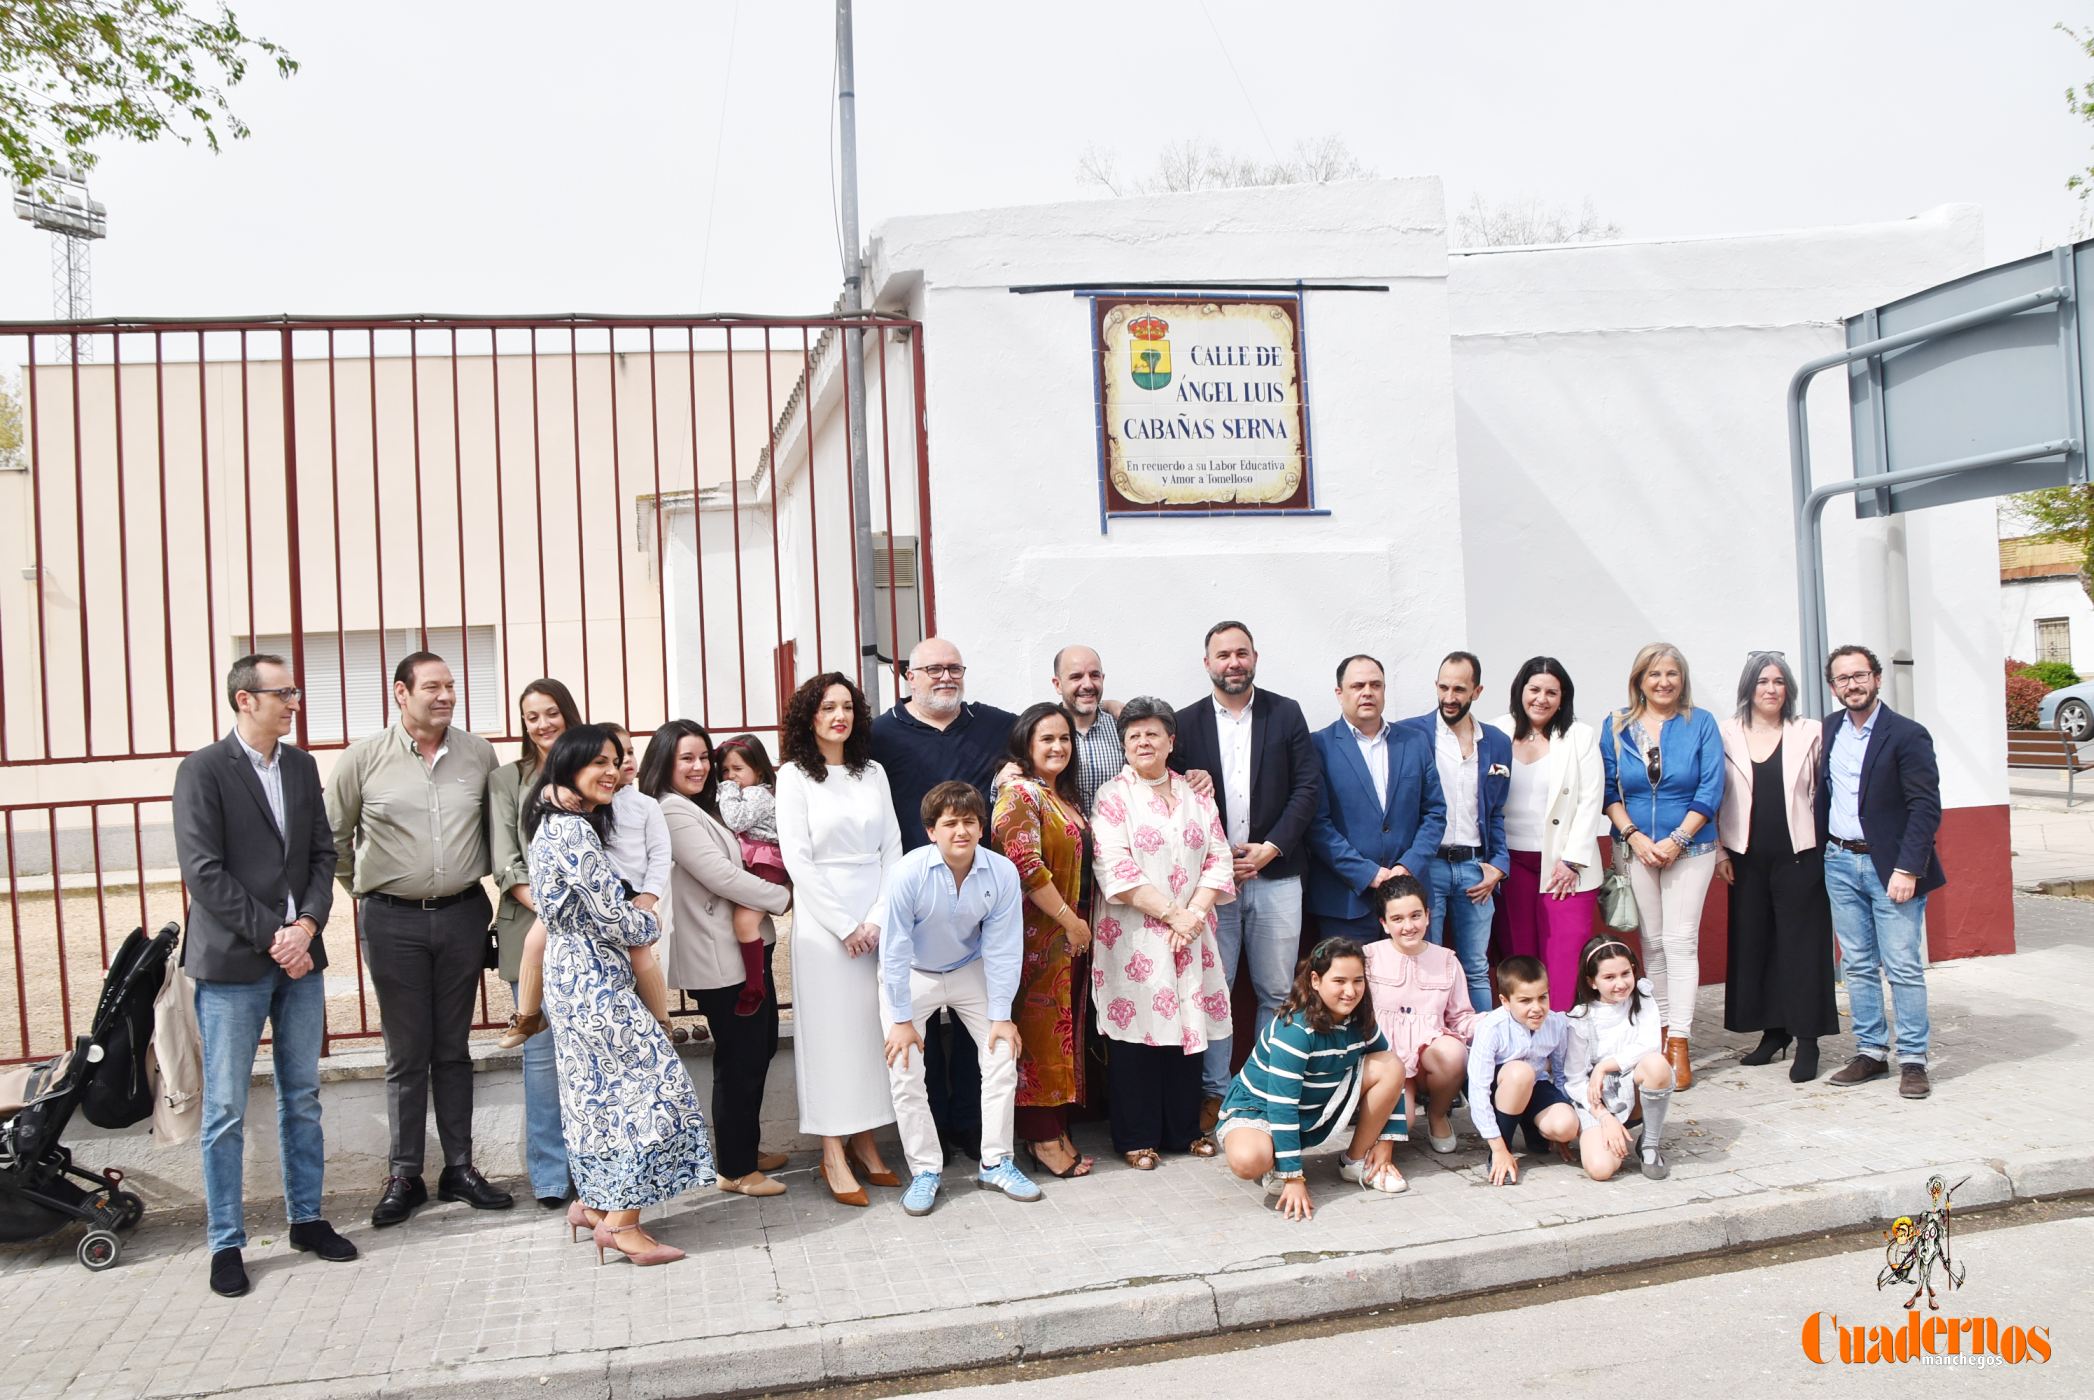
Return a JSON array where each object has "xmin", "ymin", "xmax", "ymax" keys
[{"xmin": 1216, "ymin": 937, "xmax": 1410, "ymax": 1220}]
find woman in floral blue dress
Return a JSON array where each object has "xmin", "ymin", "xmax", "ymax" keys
[{"xmin": 525, "ymin": 724, "xmax": 713, "ymax": 1266}]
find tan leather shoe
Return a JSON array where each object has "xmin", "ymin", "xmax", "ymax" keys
[
  {"xmin": 718, "ymin": 1170, "xmax": 787, "ymax": 1198},
  {"xmin": 755, "ymin": 1150, "xmax": 789, "ymax": 1173},
  {"xmin": 1200, "ymin": 1095, "xmax": 1222, "ymax": 1135}
]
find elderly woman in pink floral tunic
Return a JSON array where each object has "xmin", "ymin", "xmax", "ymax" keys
[{"xmin": 1089, "ymin": 695, "xmax": 1235, "ymax": 1170}]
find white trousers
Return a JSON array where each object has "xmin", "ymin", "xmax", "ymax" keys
[
  {"xmin": 883, "ymin": 959, "xmax": 1017, "ymax": 1177},
  {"xmin": 1625, "ymin": 848, "xmax": 1720, "ymax": 1035}
]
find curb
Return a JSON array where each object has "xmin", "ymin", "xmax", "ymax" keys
[{"xmin": 215, "ymin": 1150, "xmax": 2094, "ymax": 1400}]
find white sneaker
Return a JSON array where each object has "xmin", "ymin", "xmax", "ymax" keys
[{"xmin": 1338, "ymin": 1156, "xmax": 1409, "ymax": 1193}]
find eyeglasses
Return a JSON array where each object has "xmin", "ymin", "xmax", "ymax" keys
[
  {"xmin": 246, "ymin": 687, "xmax": 302, "ymax": 701},
  {"xmin": 911, "ymin": 664, "xmax": 966, "ymax": 678},
  {"xmin": 1644, "ymin": 746, "xmax": 1662, "ymax": 785},
  {"xmin": 1830, "ymin": 671, "xmax": 1875, "ymax": 687}
]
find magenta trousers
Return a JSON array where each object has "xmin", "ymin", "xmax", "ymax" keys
[{"xmin": 1501, "ymin": 850, "xmax": 1599, "ymax": 1011}]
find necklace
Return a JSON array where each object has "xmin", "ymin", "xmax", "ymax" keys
[{"xmin": 1136, "ymin": 771, "xmax": 1171, "ymax": 787}]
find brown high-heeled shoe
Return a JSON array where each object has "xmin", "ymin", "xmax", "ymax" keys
[
  {"xmin": 592, "ymin": 1221, "xmax": 684, "ymax": 1266},
  {"xmin": 815, "ymin": 1161, "xmax": 869, "ymax": 1207},
  {"xmin": 846, "ymin": 1145, "xmax": 900, "ymax": 1188},
  {"xmin": 1667, "ymin": 1035, "xmax": 1695, "ymax": 1091}
]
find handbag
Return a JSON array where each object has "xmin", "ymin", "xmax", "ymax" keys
[{"xmin": 1599, "ymin": 716, "xmax": 1642, "ymax": 932}]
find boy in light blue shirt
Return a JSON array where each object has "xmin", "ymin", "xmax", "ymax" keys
[{"xmin": 879, "ymin": 781, "xmax": 1039, "ymax": 1215}]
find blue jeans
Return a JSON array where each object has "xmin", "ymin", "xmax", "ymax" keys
[
  {"xmin": 1203, "ymin": 875, "xmax": 1303, "ymax": 1099},
  {"xmin": 1421, "ymin": 855, "xmax": 1497, "ymax": 1014},
  {"xmin": 194, "ymin": 968, "xmax": 325, "ymax": 1253},
  {"xmin": 1824, "ymin": 845, "xmax": 1931, "ymax": 1066},
  {"xmin": 509, "ymin": 980, "xmax": 571, "ymax": 1200}
]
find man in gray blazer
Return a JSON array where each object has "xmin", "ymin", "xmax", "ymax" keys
[{"xmin": 172, "ymin": 654, "xmax": 357, "ymax": 1299}]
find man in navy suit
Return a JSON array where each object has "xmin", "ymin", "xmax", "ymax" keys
[
  {"xmin": 1816, "ymin": 644, "xmax": 1946, "ymax": 1100},
  {"xmin": 1172, "ymin": 621, "xmax": 1322, "ymax": 1128},
  {"xmin": 1399, "ymin": 652, "xmax": 1511, "ymax": 1008},
  {"xmin": 1307, "ymin": 655, "xmax": 1446, "ymax": 944}
]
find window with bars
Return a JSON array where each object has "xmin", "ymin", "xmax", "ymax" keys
[
  {"xmin": 244, "ymin": 626, "xmax": 501, "ymax": 744},
  {"xmin": 2037, "ymin": 617, "xmax": 2072, "ymax": 668}
]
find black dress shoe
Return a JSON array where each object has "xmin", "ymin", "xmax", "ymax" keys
[
  {"xmin": 209, "ymin": 1247, "xmax": 250, "ymax": 1298},
  {"xmin": 288, "ymin": 1219, "xmax": 360, "ymax": 1261},
  {"xmin": 371, "ymin": 1175, "xmax": 428, "ymax": 1228},
  {"xmin": 537, "ymin": 1195, "xmax": 568, "ymax": 1210},
  {"xmin": 437, "ymin": 1165, "xmax": 515, "ymax": 1210}
]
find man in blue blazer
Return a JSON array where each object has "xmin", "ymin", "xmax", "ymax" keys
[
  {"xmin": 1172, "ymin": 621, "xmax": 1323, "ymax": 1124},
  {"xmin": 1816, "ymin": 644, "xmax": 1946, "ymax": 1100},
  {"xmin": 1398, "ymin": 652, "xmax": 1511, "ymax": 1009},
  {"xmin": 1308, "ymin": 655, "xmax": 1447, "ymax": 944}
]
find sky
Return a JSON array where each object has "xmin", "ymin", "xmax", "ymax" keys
[{"xmin": 2, "ymin": 0, "xmax": 2092, "ymax": 323}]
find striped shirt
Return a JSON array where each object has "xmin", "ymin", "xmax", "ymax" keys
[
  {"xmin": 1465, "ymin": 1005, "xmax": 1571, "ymax": 1141},
  {"xmin": 1216, "ymin": 1011, "xmax": 1404, "ymax": 1178},
  {"xmin": 1072, "ymin": 710, "xmax": 1124, "ymax": 814}
]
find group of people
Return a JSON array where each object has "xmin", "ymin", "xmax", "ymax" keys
[{"xmin": 166, "ymin": 621, "xmax": 1947, "ymax": 1291}]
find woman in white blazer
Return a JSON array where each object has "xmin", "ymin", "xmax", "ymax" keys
[
  {"xmin": 1714, "ymin": 651, "xmax": 1839, "ymax": 1084},
  {"xmin": 1490, "ymin": 657, "xmax": 1605, "ymax": 1010},
  {"xmin": 637, "ymin": 719, "xmax": 795, "ymax": 1197}
]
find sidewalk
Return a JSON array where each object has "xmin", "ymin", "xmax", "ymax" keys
[
  {"xmin": 4, "ymin": 895, "xmax": 2090, "ymax": 1400},
  {"xmin": 2011, "ymin": 768, "xmax": 2094, "ymax": 888}
]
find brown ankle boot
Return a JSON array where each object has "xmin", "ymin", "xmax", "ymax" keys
[{"xmin": 1667, "ymin": 1035, "xmax": 1694, "ymax": 1091}]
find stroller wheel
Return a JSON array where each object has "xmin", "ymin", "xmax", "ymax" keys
[
  {"xmin": 109, "ymin": 1190, "xmax": 145, "ymax": 1231},
  {"xmin": 77, "ymin": 1230, "xmax": 120, "ymax": 1271}
]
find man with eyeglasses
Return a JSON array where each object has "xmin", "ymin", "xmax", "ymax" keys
[
  {"xmin": 1816, "ymin": 644, "xmax": 1945, "ymax": 1100},
  {"xmin": 872, "ymin": 636, "xmax": 1021, "ymax": 1161},
  {"xmin": 173, "ymin": 655, "xmax": 356, "ymax": 1297}
]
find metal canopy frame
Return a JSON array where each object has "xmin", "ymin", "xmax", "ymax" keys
[{"xmin": 1790, "ymin": 246, "xmax": 2086, "ymax": 715}]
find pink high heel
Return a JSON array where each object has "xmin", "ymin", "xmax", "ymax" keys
[
  {"xmin": 566, "ymin": 1199, "xmax": 602, "ymax": 1242},
  {"xmin": 591, "ymin": 1220, "xmax": 685, "ymax": 1267}
]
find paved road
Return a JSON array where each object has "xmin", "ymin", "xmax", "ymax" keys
[{"xmin": 898, "ymin": 1213, "xmax": 2093, "ymax": 1398}]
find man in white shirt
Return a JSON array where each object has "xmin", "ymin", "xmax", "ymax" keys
[
  {"xmin": 1172, "ymin": 622, "xmax": 1323, "ymax": 1132},
  {"xmin": 1399, "ymin": 652, "xmax": 1513, "ymax": 1012}
]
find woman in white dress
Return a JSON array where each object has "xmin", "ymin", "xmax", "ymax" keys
[{"xmin": 775, "ymin": 672, "xmax": 903, "ymax": 1206}]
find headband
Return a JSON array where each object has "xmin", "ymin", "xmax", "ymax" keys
[{"xmin": 1589, "ymin": 941, "xmax": 1635, "ymax": 962}]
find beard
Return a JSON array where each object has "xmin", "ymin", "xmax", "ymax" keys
[
  {"xmin": 917, "ymin": 690, "xmax": 963, "ymax": 718},
  {"xmin": 1213, "ymin": 669, "xmax": 1255, "ymax": 695},
  {"xmin": 1439, "ymin": 698, "xmax": 1473, "ymax": 725}
]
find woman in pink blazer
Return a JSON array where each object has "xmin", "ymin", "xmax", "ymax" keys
[{"xmin": 1715, "ymin": 651, "xmax": 1840, "ymax": 1083}]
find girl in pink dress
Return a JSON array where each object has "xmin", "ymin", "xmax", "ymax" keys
[{"xmin": 1362, "ymin": 874, "xmax": 1475, "ymax": 1154}]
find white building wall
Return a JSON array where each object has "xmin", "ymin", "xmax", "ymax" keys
[
  {"xmin": 2001, "ymin": 575, "xmax": 2094, "ymax": 675},
  {"xmin": 866, "ymin": 179, "xmax": 1468, "ymax": 717},
  {"xmin": 1446, "ymin": 205, "xmax": 2001, "ymax": 809}
]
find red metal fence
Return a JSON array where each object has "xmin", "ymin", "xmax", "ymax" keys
[{"xmin": 0, "ymin": 314, "xmax": 932, "ymax": 1063}]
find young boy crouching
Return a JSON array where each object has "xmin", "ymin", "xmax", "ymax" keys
[{"xmin": 1465, "ymin": 956, "xmax": 1579, "ymax": 1185}]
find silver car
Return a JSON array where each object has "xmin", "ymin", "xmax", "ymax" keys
[{"xmin": 2039, "ymin": 679, "xmax": 2094, "ymax": 742}]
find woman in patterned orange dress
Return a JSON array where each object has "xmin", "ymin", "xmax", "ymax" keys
[{"xmin": 991, "ymin": 702, "xmax": 1095, "ymax": 1179}]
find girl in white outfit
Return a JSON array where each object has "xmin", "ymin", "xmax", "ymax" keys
[{"xmin": 1563, "ymin": 933, "xmax": 1675, "ymax": 1181}]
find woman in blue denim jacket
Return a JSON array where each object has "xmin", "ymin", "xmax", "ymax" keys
[{"xmin": 1599, "ymin": 643, "xmax": 1725, "ymax": 1090}]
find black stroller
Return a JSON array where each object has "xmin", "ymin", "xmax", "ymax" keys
[{"xmin": 0, "ymin": 922, "xmax": 179, "ymax": 1269}]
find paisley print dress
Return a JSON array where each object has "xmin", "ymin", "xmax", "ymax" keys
[
  {"xmin": 529, "ymin": 810, "xmax": 715, "ymax": 1208},
  {"xmin": 1088, "ymin": 768, "xmax": 1235, "ymax": 1052}
]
